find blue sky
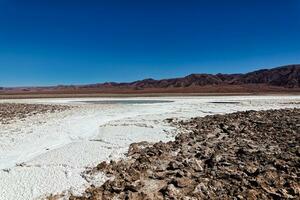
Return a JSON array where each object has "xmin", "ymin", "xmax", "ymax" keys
[{"xmin": 0, "ymin": 0, "xmax": 300, "ymax": 86}]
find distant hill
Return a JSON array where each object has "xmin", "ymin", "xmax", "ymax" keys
[
  {"xmin": 75, "ymin": 64, "xmax": 300, "ymax": 89},
  {"xmin": 1, "ymin": 64, "xmax": 300, "ymax": 96}
]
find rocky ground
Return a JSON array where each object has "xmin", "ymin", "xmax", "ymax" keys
[
  {"xmin": 0, "ymin": 103, "xmax": 69, "ymax": 124},
  {"xmin": 61, "ymin": 108, "xmax": 300, "ymax": 200}
]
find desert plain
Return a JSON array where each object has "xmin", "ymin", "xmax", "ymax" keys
[{"xmin": 0, "ymin": 95, "xmax": 299, "ymax": 199}]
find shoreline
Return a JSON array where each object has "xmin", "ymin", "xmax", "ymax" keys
[{"xmin": 0, "ymin": 92, "xmax": 300, "ymax": 99}]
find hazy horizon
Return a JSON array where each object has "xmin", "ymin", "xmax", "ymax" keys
[{"xmin": 1, "ymin": 63, "xmax": 298, "ymax": 88}]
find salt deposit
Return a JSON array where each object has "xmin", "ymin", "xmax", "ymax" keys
[{"xmin": 0, "ymin": 96, "xmax": 299, "ymax": 200}]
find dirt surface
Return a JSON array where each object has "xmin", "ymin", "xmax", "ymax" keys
[
  {"xmin": 67, "ymin": 108, "xmax": 300, "ymax": 200},
  {"xmin": 1, "ymin": 85, "xmax": 300, "ymax": 99},
  {"xmin": 1, "ymin": 92, "xmax": 300, "ymax": 100},
  {"xmin": 0, "ymin": 103, "xmax": 69, "ymax": 124}
]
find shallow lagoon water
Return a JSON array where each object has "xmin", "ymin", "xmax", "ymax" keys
[
  {"xmin": 210, "ymin": 101, "xmax": 240, "ymax": 104},
  {"xmin": 76, "ymin": 100, "xmax": 174, "ymax": 104}
]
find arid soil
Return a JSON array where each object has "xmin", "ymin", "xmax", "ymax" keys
[
  {"xmin": 67, "ymin": 109, "xmax": 300, "ymax": 200},
  {"xmin": 1, "ymin": 85, "xmax": 300, "ymax": 99},
  {"xmin": 0, "ymin": 103, "xmax": 69, "ymax": 124}
]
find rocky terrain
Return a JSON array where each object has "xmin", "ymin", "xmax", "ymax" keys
[
  {"xmin": 65, "ymin": 108, "xmax": 300, "ymax": 200},
  {"xmin": 0, "ymin": 103, "xmax": 69, "ymax": 124},
  {"xmin": 1, "ymin": 65, "xmax": 300, "ymax": 96}
]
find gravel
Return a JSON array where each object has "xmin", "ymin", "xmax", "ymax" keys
[
  {"xmin": 67, "ymin": 108, "xmax": 300, "ymax": 200},
  {"xmin": 0, "ymin": 103, "xmax": 69, "ymax": 124}
]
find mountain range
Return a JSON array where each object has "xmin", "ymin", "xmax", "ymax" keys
[
  {"xmin": 1, "ymin": 64, "xmax": 300, "ymax": 96},
  {"xmin": 99, "ymin": 64, "xmax": 300, "ymax": 89}
]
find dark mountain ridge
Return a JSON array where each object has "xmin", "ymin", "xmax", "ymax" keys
[
  {"xmin": 84, "ymin": 64, "xmax": 300, "ymax": 89},
  {"xmin": 1, "ymin": 65, "xmax": 299, "ymax": 95}
]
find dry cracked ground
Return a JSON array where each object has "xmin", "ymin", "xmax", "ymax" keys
[
  {"xmin": 51, "ymin": 108, "xmax": 300, "ymax": 200},
  {"xmin": 0, "ymin": 103, "xmax": 69, "ymax": 124}
]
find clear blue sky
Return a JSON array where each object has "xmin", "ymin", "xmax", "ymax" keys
[{"xmin": 0, "ymin": 0, "xmax": 300, "ymax": 86}]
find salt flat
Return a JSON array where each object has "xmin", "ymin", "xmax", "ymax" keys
[{"xmin": 0, "ymin": 96, "xmax": 299, "ymax": 200}]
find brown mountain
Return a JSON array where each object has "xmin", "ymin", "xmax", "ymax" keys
[
  {"xmin": 81, "ymin": 64, "xmax": 300, "ymax": 89},
  {"xmin": 231, "ymin": 65, "xmax": 300, "ymax": 87},
  {"xmin": 1, "ymin": 64, "xmax": 300, "ymax": 96}
]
